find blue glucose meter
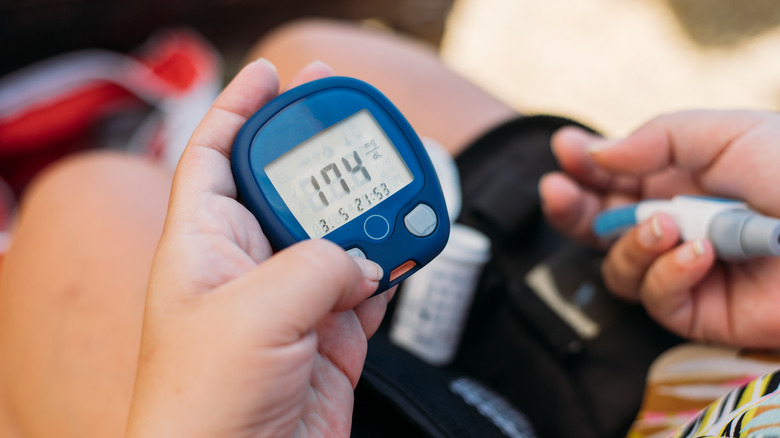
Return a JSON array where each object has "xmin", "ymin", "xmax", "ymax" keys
[{"xmin": 232, "ymin": 77, "xmax": 450, "ymax": 292}]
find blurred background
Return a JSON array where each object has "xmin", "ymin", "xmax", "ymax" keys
[
  {"xmin": 4, "ymin": 0, "xmax": 780, "ymax": 136},
  {"xmin": 0, "ymin": 0, "xmax": 454, "ymax": 77},
  {"xmin": 441, "ymin": 0, "xmax": 780, "ymax": 136}
]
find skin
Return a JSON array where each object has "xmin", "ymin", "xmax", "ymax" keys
[
  {"xmin": 0, "ymin": 59, "xmax": 394, "ymax": 438},
  {"xmin": 539, "ymin": 110, "xmax": 780, "ymax": 348},
  {"xmin": 0, "ymin": 152, "xmax": 172, "ymax": 438},
  {"xmin": 125, "ymin": 60, "xmax": 396, "ymax": 437},
  {"xmin": 248, "ymin": 18, "xmax": 517, "ymax": 157}
]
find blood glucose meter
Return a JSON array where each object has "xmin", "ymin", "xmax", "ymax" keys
[{"xmin": 232, "ymin": 77, "xmax": 450, "ymax": 292}]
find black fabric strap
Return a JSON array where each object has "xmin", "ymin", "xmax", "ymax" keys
[
  {"xmin": 353, "ymin": 329, "xmax": 536, "ymax": 438},
  {"xmin": 453, "ymin": 115, "xmax": 682, "ymax": 437}
]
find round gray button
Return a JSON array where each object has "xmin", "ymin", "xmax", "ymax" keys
[{"xmin": 404, "ymin": 204, "xmax": 438, "ymax": 237}]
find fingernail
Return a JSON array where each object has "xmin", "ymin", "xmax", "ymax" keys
[
  {"xmin": 586, "ymin": 138, "xmax": 618, "ymax": 154},
  {"xmin": 553, "ymin": 125, "xmax": 599, "ymax": 144},
  {"xmin": 651, "ymin": 214, "xmax": 664, "ymax": 239},
  {"xmin": 253, "ymin": 58, "xmax": 277, "ymax": 72},
  {"xmin": 305, "ymin": 60, "xmax": 336, "ymax": 76},
  {"xmin": 638, "ymin": 214, "xmax": 663, "ymax": 247},
  {"xmin": 676, "ymin": 238, "xmax": 706, "ymax": 264},
  {"xmin": 354, "ymin": 257, "xmax": 383, "ymax": 282},
  {"xmin": 308, "ymin": 59, "xmax": 329, "ymax": 68}
]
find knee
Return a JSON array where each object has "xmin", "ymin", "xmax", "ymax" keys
[
  {"xmin": 20, "ymin": 151, "xmax": 172, "ymax": 220},
  {"xmin": 249, "ymin": 18, "xmax": 356, "ymax": 60},
  {"xmin": 6, "ymin": 151, "xmax": 173, "ymax": 299},
  {"xmin": 247, "ymin": 18, "xmax": 387, "ymax": 84},
  {"xmin": 12, "ymin": 151, "xmax": 173, "ymax": 266}
]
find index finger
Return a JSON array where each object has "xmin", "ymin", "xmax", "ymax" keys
[
  {"xmin": 588, "ymin": 110, "xmax": 780, "ymax": 215},
  {"xmin": 588, "ymin": 110, "xmax": 765, "ymax": 173},
  {"xmin": 172, "ymin": 59, "xmax": 280, "ymax": 203}
]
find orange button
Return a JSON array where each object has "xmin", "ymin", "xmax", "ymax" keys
[{"xmin": 390, "ymin": 260, "xmax": 418, "ymax": 282}]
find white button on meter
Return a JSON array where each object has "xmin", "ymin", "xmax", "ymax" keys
[{"xmin": 404, "ymin": 204, "xmax": 438, "ymax": 237}]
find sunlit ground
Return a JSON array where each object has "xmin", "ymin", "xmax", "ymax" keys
[{"xmin": 441, "ymin": 0, "xmax": 780, "ymax": 136}]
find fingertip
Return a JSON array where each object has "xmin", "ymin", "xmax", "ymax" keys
[
  {"xmin": 636, "ymin": 213, "xmax": 679, "ymax": 250},
  {"xmin": 551, "ymin": 126, "xmax": 586, "ymax": 163},
  {"xmin": 552, "ymin": 125, "xmax": 601, "ymax": 152},
  {"xmin": 208, "ymin": 55, "xmax": 281, "ymax": 120},
  {"xmin": 352, "ymin": 257, "xmax": 383, "ymax": 284},
  {"xmin": 674, "ymin": 237, "xmax": 715, "ymax": 269},
  {"xmin": 537, "ymin": 172, "xmax": 554, "ymax": 206},
  {"xmin": 550, "ymin": 126, "xmax": 618, "ymax": 190},
  {"xmin": 306, "ymin": 59, "xmax": 336, "ymax": 75},
  {"xmin": 538, "ymin": 172, "xmax": 581, "ymax": 216},
  {"xmin": 539, "ymin": 172, "xmax": 607, "ymax": 247},
  {"xmin": 585, "ymin": 138, "xmax": 619, "ymax": 155},
  {"xmin": 251, "ymin": 57, "xmax": 278, "ymax": 72},
  {"xmin": 284, "ymin": 60, "xmax": 336, "ymax": 90},
  {"xmin": 241, "ymin": 57, "xmax": 280, "ymax": 87}
]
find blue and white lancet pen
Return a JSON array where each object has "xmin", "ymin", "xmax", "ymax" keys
[{"xmin": 592, "ymin": 195, "xmax": 780, "ymax": 261}]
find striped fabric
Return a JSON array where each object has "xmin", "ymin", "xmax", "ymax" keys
[
  {"xmin": 628, "ymin": 344, "xmax": 780, "ymax": 438},
  {"xmin": 672, "ymin": 371, "xmax": 780, "ymax": 437}
]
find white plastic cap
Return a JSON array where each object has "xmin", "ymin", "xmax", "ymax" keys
[
  {"xmin": 441, "ymin": 223, "xmax": 492, "ymax": 265},
  {"xmin": 422, "ymin": 137, "xmax": 462, "ymax": 223}
]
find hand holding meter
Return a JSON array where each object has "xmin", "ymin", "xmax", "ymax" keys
[
  {"xmin": 231, "ymin": 77, "xmax": 450, "ymax": 292},
  {"xmin": 592, "ymin": 195, "xmax": 780, "ymax": 261}
]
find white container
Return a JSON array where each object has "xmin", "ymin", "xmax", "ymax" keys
[{"xmin": 389, "ymin": 223, "xmax": 491, "ymax": 365}]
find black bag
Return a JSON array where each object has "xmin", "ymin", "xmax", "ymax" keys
[{"xmin": 352, "ymin": 116, "xmax": 683, "ymax": 438}]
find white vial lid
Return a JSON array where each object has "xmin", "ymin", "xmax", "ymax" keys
[
  {"xmin": 422, "ymin": 137, "xmax": 462, "ymax": 223},
  {"xmin": 441, "ymin": 223, "xmax": 492, "ymax": 265}
]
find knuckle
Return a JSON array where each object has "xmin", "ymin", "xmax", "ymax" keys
[
  {"xmin": 622, "ymin": 235, "xmax": 652, "ymax": 267},
  {"xmin": 602, "ymin": 242, "xmax": 647, "ymax": 300},
  {"xmin": 600, "ymin": 261, "xmax": 621, "ymax": 293},
  {"xmin": 600, "ymin": 257, "xmax": 634, "ymax": 300},
  {"xmin": 639, "ymin": 266, "xmax": 666, "ymax": 305}
]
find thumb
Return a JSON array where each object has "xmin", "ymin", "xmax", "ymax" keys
[{"xmin": 224, "ymin": 239, "xmax": 383, "ymax": 347}]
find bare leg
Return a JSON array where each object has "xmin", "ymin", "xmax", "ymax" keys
[
  {"xmin": 249, "ymin": 18, "xmax": 517, "ymax": 156},
  {"xmin": 0, "ymin": 152, "xmax": 172, "ymax": 437}
]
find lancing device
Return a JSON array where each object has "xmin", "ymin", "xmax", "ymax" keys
[{"xmin": 592, "ymin": 195, "xmax": 780, "ymax": 261}]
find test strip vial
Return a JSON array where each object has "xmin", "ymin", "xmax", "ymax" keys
[{"xmin": 389, "ymin": 223, "xmax": 491, "ymax": 365}]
